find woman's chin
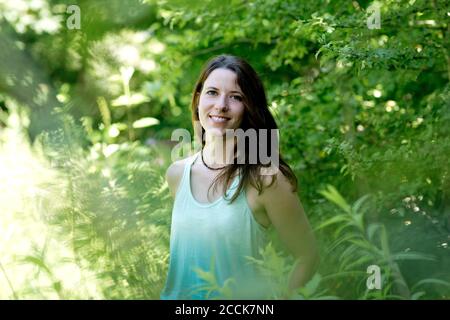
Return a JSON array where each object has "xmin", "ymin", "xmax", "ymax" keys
[{"xmin": 205, "ymin": 127, "xmax": 227, "ymax": 137}]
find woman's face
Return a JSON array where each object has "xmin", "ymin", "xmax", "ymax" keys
[{"xmin": 197, "ymin": 68, "xmax": 245, "ymax": 137}]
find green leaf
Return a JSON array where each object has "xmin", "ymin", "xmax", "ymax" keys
[
  {"xmin": 390, "ymin": 252, "xmax": 436, "ymax": 262},
  {"xmin": 111, "ymin": 93, "xmax": 150, "ymax": 107},
  {"xmin": 132, "ymin": 117, "xmax": 160, "ymax": 128},
  {"xmin": 411, "ymin": 278, "xmax": 450, "ymax": 292},
  {"xmin": 351, "ymin": 194, "xmax": 372, "ymax": 216},
  {"xmin": 314, "ymin": 214, "xmax": 349, "ymax": 231},
  {"xmin": 366, "ymin": 223, "xmax": 382, "ymax": 242},
  {"xmin": 21, "ymin": 256, "xmax": 52, "ymax": 275},
  {"xmin": 301, "ymin": 273, "xmax": 322, "ymax": 296},
  {"xmin": 411, "ymin": 291, "xmax": 426, "ymax": 300},
  {"xmin": 319, "ymin": 185, "xmax": 351, "ymax": 214}
]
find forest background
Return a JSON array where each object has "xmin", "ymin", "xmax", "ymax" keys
[{"xmin": 0, "ymin": 0, "xmax": 449, "ymax": 299}]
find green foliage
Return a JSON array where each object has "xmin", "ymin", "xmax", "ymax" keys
[
  {"xmin": 192, "ymin": 258, "xmax": 237, "ymax": 300},
  {"xmin": 40, "ymin": 133, "xmax": 173, "ymax": 299},
  {"xmin": 0, "ymin": 0, "xmax": 448, "ymax": 299},
  {"xmin": 316, "ymin": 185, "xmax": 446, "ymax": 299}
]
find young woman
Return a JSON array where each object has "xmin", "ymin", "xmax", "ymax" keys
[{"xmin": 160, "ymin": 55, "xmax": 319, "ymax": 299}]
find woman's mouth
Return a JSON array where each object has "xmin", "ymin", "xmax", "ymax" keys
[{"xmin": 209, "ymin": 115, "xmax": 230, "ymax": 123}]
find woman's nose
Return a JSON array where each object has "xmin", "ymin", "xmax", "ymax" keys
[{"xmin": 215, "ymin": 95, "xmax": 229, "ymax": 111}]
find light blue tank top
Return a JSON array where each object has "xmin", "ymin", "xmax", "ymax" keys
[{"xmin": 160, "ymin": 152, "xmax": 270, "ymax": 300}]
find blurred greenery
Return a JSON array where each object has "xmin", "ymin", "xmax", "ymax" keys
[{"xmin": 0, "ymin": 0, "xmax": 449, "ymax": 299}]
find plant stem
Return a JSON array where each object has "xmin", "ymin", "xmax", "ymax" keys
[{"xmin": 0, "ymin": 259, "xmax": 19, "ymax": 299}]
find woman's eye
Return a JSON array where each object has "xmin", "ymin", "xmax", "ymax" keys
[
  {"xmin": 231, "ymin": 95, "xmax": 243, "ymax": 101},
  {"xmin": 206, "ymin": 90, "xmax": 217, "ymax": 95}
]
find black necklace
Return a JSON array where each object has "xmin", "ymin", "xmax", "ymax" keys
[{"xmin": 201, "ymin": 148, "xmax": 227, "ymax": 170}]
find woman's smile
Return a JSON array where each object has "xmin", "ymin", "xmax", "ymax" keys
[{"xmin": 209, "ymin": 114, "xmax": 230, "ymax": 124}]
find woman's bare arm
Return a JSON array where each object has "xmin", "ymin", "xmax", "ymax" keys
[
  {"xmin": 165, "ymin": 159, "xmax": 186, "ymax": 198},
  {"xmin": 259, "ymin": 171, "xmax": 320, "ymax": 295}
]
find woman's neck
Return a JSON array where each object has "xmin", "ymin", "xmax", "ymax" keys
[{"xmin": 202, "ymin": 133, "xmax": 236, "ymax": 167}]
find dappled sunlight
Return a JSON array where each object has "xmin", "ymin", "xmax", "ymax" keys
[{"xmin": 0, "ymin": 108, "xmax": 102, "ymax": 299}]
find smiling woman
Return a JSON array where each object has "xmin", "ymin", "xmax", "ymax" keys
[
  {"xmin": 160, "ymin": 55, "xmax": 319, "ymax": 300},
  {"xmin": 199, "ymin": 68, "xmax": 245, "ymax": 134}
]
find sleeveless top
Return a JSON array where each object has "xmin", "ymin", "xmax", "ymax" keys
[{"xmin": 160, "ymin": 152, "xmax": 271, "ymax": 300}]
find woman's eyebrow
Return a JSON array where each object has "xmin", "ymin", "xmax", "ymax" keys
[{"xmin": 205, "ymin": 86, "xmax": 242, "ymax": 94}]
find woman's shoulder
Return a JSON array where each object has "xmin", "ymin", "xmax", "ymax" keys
[
  {"xmin": 165, "ymin": 152, "xmax": 199, "ymax": 197},
  {"xmin": 257, "ymin": 168, "xmax": 297, "ymax": 198}
]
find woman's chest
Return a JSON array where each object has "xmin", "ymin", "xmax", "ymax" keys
[{"xmin": 190, "ymin": 171, "xmax": 271, "ymax": 228}]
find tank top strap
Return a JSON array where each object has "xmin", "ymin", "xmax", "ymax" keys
[{"xmin": 187, "ymin": 151, "xmax": 200, "ymax": 168}]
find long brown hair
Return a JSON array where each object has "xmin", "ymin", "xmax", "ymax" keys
[{"xmin": 191, "ymin": 54, "xmax": 297, "ymax": 203}]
